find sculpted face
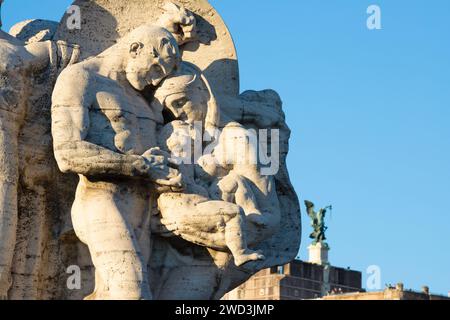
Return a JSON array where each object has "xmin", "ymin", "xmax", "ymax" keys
[
  {"xmin": 125, "ymin": 27, "xmax": 180, "ymax": 91},
  {"xmin": 154, "ymin": 70, "xmax": 209, "ymax": 124},
  {"xmin": 165, "ymin": 88, "xmax": 208, "ymax": 124}
]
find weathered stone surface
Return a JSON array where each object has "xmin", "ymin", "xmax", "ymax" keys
[
  {"xmin": 0, "ymin": 15, "xmax": 79, "ymax": 299},
  {"xmin": 9, "ymin": 19, "xmax": 58, "ymax": 43},
  {"xmin": 54, "ymin": 0, "xmax": 239, "ymax": 97},
  {"xmin": 0, "ymin": 0, "xmax": 301, "ymax": 300}
]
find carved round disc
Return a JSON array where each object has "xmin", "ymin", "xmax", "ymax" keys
[{"xmin": 54, "ymin": 0, "xmax": 239, "ymax": 96}]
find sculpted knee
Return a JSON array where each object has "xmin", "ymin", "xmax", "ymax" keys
[{"xmin": 220, "ymin": 203, "xmax": 245, "ymax": 222}]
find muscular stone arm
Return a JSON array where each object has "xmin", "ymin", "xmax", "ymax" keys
[
  {"xmin": 52, "ymin": 137, "xmax": 148, "ymax": 179},
  {"xmin": 51, "ymin": 69, "xmax": 149, "ymax": 179}
]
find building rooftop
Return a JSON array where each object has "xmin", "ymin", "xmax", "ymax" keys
[{"xmin": 320, "ymin": 283, "xmax": 450, "ymax": 300}]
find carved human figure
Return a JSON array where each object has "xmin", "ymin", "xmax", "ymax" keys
[
  {"xmin": 0, "ymin": 1, "xmax": 78, "ymax": 299},
  {"xmin": 199, "ymin": 124, "xmax": 282, "ymax": 244},
  {"xmin": 158, "ymin": 121, "xmax": 265, "ymax": 267},
  {"xmin": 51, "ymin": 24, "xmax": 182, "ymax": 300},
  {"xmin": 152, "ymin": 63, "xmax": 281, "ymax": 266}
]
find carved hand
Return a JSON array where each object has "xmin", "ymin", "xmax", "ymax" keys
[{"xmin": 139, "ymin": 147, "xmax": 183, "ymax": 191}]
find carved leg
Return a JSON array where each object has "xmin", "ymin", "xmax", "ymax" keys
[
  {"xmin": 72, "ymin": 184, "xmax": 152, "ymax": 300},
  {"xmin": 158, "ymin": 194, "xmax": 265, "ymax": 267},
  {"xmin": 0, "ymin": 119, "xmax": 19, "ymax": 299},
  {"xmin": 213, "ymin": 172, "xmax": 262, "ymax": 217},
  {"xmin": 222, "ymin": 210, "xmax": 265, "ymax": 267}
]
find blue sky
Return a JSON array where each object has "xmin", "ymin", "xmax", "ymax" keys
[{"xmin": 3, "ymin": 1, "xmax": 450, "ymax": 296}]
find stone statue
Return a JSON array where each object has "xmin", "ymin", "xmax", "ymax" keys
[
  {"xmin": 148, "ymin": 62, "xmax": 285, "ymax": 298},
  {"xmin": 51, "ymin": 25, "xmax": 182, "ymax": 300},
  {"xmin": 0, "ymin": 0, "xmax": 301, "ymax": 300},
  {"xmin": 305, "ymin": 200, "xmax": 331, "ymax": 245},
  {"xmin": 0, "ymin": 0, "xmax": 79, "ymax": 299},
  {"xmin": 152, "ymin": 62, "xmax": 276, "ymax": 267}
]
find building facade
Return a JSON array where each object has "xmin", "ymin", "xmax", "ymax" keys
[
  {"xmin": 223, "ymin": 260, "xmax": 363, "ymax": 300},
  {"xmin": 320, "ymin": 283, "xmax": 450, "ymax": 300}
]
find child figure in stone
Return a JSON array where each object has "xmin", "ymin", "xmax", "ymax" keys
[
  {"xmin": 152, "ymin": 63, "xmax": 281, "ymax": 266},
  {"xmin": 157, "ymin": 121, "xmax": 264, "ymax": 267},
  {"xmin": 196, "ymin": 132, "xmax": 281, "ymax": 245}
]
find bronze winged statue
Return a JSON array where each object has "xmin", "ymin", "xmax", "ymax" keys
[{"xmin": 305, "ymin": 200, "xmax": 331, "ymax": 245}]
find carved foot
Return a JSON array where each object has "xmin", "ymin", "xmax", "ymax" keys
[{"xmin": 234, "ymin": 250, "xmax": 265, "ymax": 267}]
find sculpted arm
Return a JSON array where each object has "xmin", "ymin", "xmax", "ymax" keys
[{"xmin": 51, "ymin": 70, "xmax": 149, "ymax": 179}]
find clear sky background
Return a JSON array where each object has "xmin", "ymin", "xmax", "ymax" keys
[{"xmin": 3, "ymin": 1, "xmax": 450, "ymax": 295}]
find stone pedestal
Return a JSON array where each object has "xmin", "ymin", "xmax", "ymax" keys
[{"xmin": 308, "ymin": 242, "xmax": 330, "ymax": 265}]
